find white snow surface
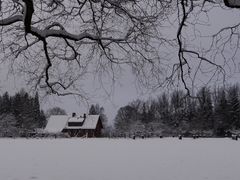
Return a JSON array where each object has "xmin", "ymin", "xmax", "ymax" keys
[
  {"xmin": 45, "ymin": 115, "xmax": 100, "ymax": 132},
  {"xmin": 68, "ymin": 117, "xmax": 85, "ymax": 123},
  {"xmin": 0, "ymin": 138, "xmax": 240, "ymax": 180},
  {"xmin": 81, "ymin": 115, "xmax": 100, "ymax": 129},
  {"xmin": 44, "ymin": 115, "xmax": 68, "ymax": 133}
]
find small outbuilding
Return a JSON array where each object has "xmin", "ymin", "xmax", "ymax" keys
[{"xmin": 45, "ymin": 114, "xmax": 103, "ymax": 137}]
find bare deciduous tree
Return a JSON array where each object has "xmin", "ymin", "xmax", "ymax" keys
[
  {"xmin": 0, "ymin": 0, "xmax": 240, "ymax": 97},
  {"xmin": 171, "ymin": 0, "xmax": 240, "ymax": 95}
]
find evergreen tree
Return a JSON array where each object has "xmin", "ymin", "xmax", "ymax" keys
[
  {"xmin": 33, "ymin": 92, "xmax": 41, "ymax": 128},
  {"xmin": 170, "ymin": 90, "xmax": 185, "ymax": 127},
  {"xmin": 196, "ymin": 87, "xmax": 213, "ymax": 130},
  {"xmin": 214, "ymin": 88, "xmax": 230, "ymax": 134},
  {"xmin": 89, "ymin": 104, "xmax": 99, "ymax": 115},
  {"xmin": 12, "ymin": 92, "xmax": 23, "ymax": 128},
  {"xmin": 0, "ymin": 113, "xmax": 19, "ymax": 137},
  {"xmin": 13, "ymin": 90, "xmax": 33, "ymax": 129},
  {"xmin": 0, "ymin": 90, "xmax": 46, "ymax": 136},
  {"xmin": 0, "ymin": 95, "xmax": 2, "ymax": 113},
  {"xmin": 1, "ymin": 92, "xmax": 11, "ymax": 114},
  {"xmin": 185, "ymin": 96, "xmax": 197, "ymax": 130},
  {"xmin": 156, "ymin": 93, "xmax": 170, "ymax": 124},
  {"xmin": 89, "ymin": 104, "xmax": 108, "ymax": 128},
  {"xmin": 141, "ymin": 103, "xmax": 148, "ymax": 124},
  {"xmin": 227, "ymin": 85, "xmax": 240, "ymax": 129},
  {"xmin": 39, "ymin": 110, "xmax": 47, "ymax": 128}
]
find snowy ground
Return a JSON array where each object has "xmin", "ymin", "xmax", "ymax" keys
[{"xmin": 0, "ymin": 138, "xmax": 240, "ymax": 180}]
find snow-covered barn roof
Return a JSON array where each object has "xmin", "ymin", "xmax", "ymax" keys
[
  {"xmin": 65, "ymin": 115, "xmax": 100, "ymax": 129},
  {"xmin": 45, "ymin": 115, "xmax": 69, "ymax": 133},
  {"xmin": 68, "ymin": 117, "xmax": 85, "ymax": 123},
  {"xmin": 81, "ymin": 115, "xmax": 100, "ymax": 129},
  {"xmin": 45, "ymin": 114, "xmax": 101, "ymax": 133}
]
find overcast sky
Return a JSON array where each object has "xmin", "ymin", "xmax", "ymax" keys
[
  {"xmin": 42, "ymin": 5, "xmax": 240, "ymax": 124},
  {"xmin": 1, "ymin": 1, "xmax": 240, "ymax": 125}
]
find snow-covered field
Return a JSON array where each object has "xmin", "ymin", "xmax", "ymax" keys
[{"xmin": 0, "ymin": 138, "xmax": 239, "ymax": 180}]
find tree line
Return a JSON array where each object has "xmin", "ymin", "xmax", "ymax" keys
[
  {"xmin": 114, "ymin": 84, "xmax": 240, "ymax": 137},
  {"xmin": 0, "ymin": 90, "xmax": 46, "ymax": 137},
  {"xmin": 0, "ymin": 91, "xmax": 110, "ymax": 137}
]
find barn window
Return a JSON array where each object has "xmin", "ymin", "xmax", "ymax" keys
[
  {"xmin": 68, "ymin": 122, "xmax": 83, "ymax": 126},
  {"xmin": 224, "ymin": 0, "xmax": 240, "ymax": 8}
]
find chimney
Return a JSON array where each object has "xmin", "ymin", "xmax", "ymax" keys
[{"xmin": 72, "ymin": 112, "xmax": 76, "ymax": 117}]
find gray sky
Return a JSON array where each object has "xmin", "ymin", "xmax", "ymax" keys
[
  {"xmin": 1, "ymin": 1, "xmax": 240, "ymax": 125},
  {"xmin": 42, "ymin": 6, "xmax": 240, "ymax": 124}
]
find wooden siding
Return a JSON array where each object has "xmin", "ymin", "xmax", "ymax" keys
[{"xmin": 63, "ymin": 117, "xmax": 103, "ymax": 137}]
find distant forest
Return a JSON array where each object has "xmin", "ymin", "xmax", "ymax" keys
[
  {"xmin": 114, "ymin": 84, "xmax": 240, "ymax": 137},
  {"xmin": 1, "ymin": 84, "xmax": 240, "ymax": 138},
  {"xmin": 0, "ymin": 90, "xmax": 46, "ymax": 137}
]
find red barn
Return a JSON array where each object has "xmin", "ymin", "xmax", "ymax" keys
[{"xmin": 45, "ymin": 114, "xmax": 103, "ymax": 137}]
